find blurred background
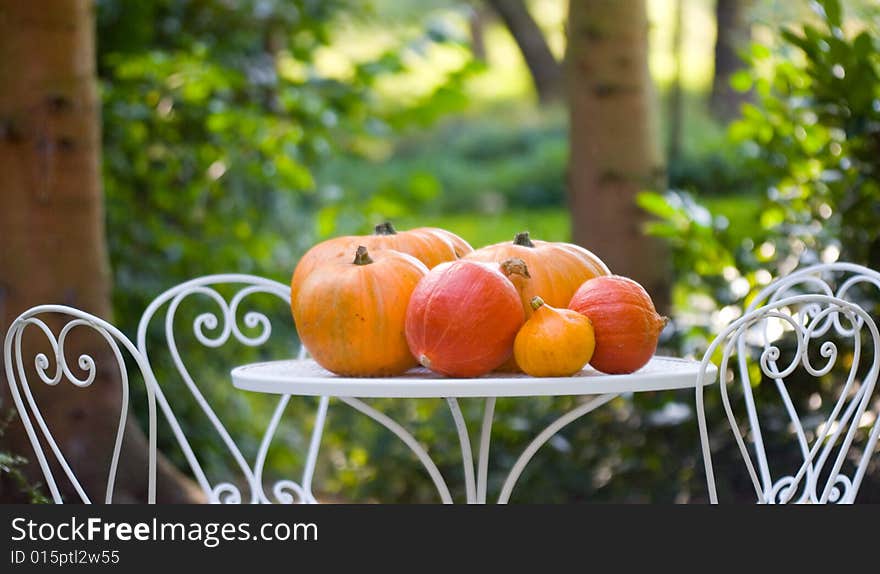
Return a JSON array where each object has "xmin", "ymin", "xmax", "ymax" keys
[{"xmin": 2, "ymin": 0, "xmax": 880, "ymax": 503}]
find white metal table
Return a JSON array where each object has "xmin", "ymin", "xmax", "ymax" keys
[{"xmin": 231, "ymin": 356, "xmax": 718, "ymax": 504}]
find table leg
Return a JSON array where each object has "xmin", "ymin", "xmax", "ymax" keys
[
  {"xmin": 253, "ymin": 394, "xmax": 327, "ymax": 504},
  {"xmin": 446, "ymin": 398, "xmax": 477, "ymax": 503},
  {"xmin": 301, "ymin": 395, "xmax": 330, "ymax": 503},
  {"xmin": 497, "ymin": 393, "xmax": 619, "ymax": 504},
  {"xmin": 477, "ymin": 397, "xmax": 496, "ymax": 504},
  {"xmin": 339, "ymin": 397, "xmax": 454, "ymax": 504}
]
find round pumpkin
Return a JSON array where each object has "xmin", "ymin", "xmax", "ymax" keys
[
  {"xmin": 464, "ymin": 231, "xmax": 610, "ymax": 319},
  {"xmin": 405, "ymin": 259, "xmax": 525, "ymax": 378},
  {"xmin": 292, "ymin": 245, "xmax": 428, "ymax": 377},
  {"xmin": 419, "ymin": 226, "xmax": 474, "ymax": 259},
  {"xmin": 291, "ymin": 221, "xmax": 472, "ymax": 304},
  {"xmin": 514, "ymin": 297, "xmax": 595, "ymax": 377},
  {"xmin": 568, "ymin": 275, "xmax": 667, "ymax": 375}
]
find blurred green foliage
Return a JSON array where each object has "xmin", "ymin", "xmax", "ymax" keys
[
  {"xmin": 318, "ymin": 104, "xmax": 567, "ymax": 223},
  {"xmin": 641, "ymin": 0, "xmax": 880, "ymax": 501},
  {"xmin": 95, "ymin": 0, "xmax": 489, "ymax": 500},
  {"xmin": 642, "ymin": 0, "xmax": 880, "ymax": 345}
]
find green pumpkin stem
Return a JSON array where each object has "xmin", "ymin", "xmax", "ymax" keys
[
  {"xmin": 513, "ymin": 231, "xmax": 534, "ymax": 247},
  {"xmin": 353, "ymin": 245, "xmax": 373, "ymax": 265},
  {"xmin": 530, "ymin": 296, "xmax": 545, "ymax": 311},
  {"xmin": 374, "ymin": 221, "xmax": 398, "ymax": 236}
]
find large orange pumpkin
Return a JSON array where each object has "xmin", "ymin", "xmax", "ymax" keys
[
  {"xmin": 568, "ymin": 275, "xmax": 667, "ymax": 375},
  {"xmin": 465, "ymin": 231, "xmax": 610, "ymax": 318},
  {"xmin": 405, "ymin": 259, "xmax": 525, "ymax": 378},
  {"xmin": 291, "ymin": 221, "xmax": 473, "ymax": 304},
  {"xmin": 292, "ymin": 246, "xmax": 428, "ymax": 377}
]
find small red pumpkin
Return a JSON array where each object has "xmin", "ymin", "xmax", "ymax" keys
[
  {"xmin": 405, "ymin": 259, "xmax": 525, "ymax": 377},
  {"xmin": 568, "ymin": 275, "xmax": 667, "ymax": 374}
]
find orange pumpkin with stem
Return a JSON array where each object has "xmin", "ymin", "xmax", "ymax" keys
[
  {"xmin": 465, "ymin": 231, "xmax": 610, "ymax": 319},
  {"xmin": 514, "ymin": 297, "xmax": 596, "ymax": 377},
  {"xmin": 405, "ymin": 259, "xmax": 525, "ymax": 378},
  {"xmin": 291, "ymin": 221, "xmax": 473, "ymax": 304},
  {"xmin": 568, "ymin": 275, "xmax": 667, "ymax": 375},
  {"xmin": 292, "ymin": 245, "xmax": 428, "ymax": 377}
]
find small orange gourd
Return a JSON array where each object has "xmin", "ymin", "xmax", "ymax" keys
[
  {"xmin": 568, "ymin": 275, "xmax": 667, "ymax": 375},
  {"xmin": 514, "ymin": 297, "xmax": 595, "ymax": 377},
  {"xmin": 292, "ymin": 246, "xmax": 428, "ymax": 377}
]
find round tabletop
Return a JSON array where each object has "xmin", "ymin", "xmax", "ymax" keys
[{"xmin": 230, "ymin": 356, "xmax": 717, "ymax": 399}]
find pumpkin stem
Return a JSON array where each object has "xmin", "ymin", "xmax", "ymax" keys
[
  {"xmin": 500, "ymin": 257, "xmax": 530, "ymax": 279},
  {"xmin": 530, "ymin": 296, "xmax": 545, "ymax": 311},
  {"xmin": 374, "ymin": 221, "xmax": 397, "ymax": 235},
  {"xmin": 513, "ymin": 231, "xmax": 534, "ymax": 247},
  {"xmin": 419, "ymin": 354, "xmax": 432, "ymax": 369},
  {"xmin": 353, "ymin": 245, "xmax": 373, "ymax": 265}
]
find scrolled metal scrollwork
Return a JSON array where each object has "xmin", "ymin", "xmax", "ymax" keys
[
  {"xmin": 189, "ymin": 285, "xmax": 276, "ymax": 348},
  {"xmin": 211, "ymin": 482, "xmax": 244, "ymax": 505},
  {"xmin": 4, "ymin": 305, "xmax": 158, "ymax": 504},
  {"xmin": 269, "ymin": 480, "xmax": 309, "ymax": 504},
  {"xmin": 136, "ymin": 274, "xmax": 325, "ymax": 505},
  {"xmin": 696, "ymin": 291, "xmax": 880, "ymax": 505}
]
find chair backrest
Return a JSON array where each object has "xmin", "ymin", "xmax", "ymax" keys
[
  {"xmin": 3, "ymin": 305, "xmax": 157, "ymax": 504},
  {"xmin": 747, "ymin": 262, "xmax": 880, "ymax": 313},
  {"xmin": 741, "ymin": 263, "xmax": 880, "ymax": 499},
  {"xmin": 136, "ymin": 274, "xmax": 327, "ymax": 504},
  {"xmin": 695, "ymin": 293, "xmax": 880, "ymax": 503}
]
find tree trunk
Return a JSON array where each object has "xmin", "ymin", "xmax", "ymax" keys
[
  {"xmin": 486, "ymin": 0, "xmax": 563, "ymax": 103},
  {"xmin": 710, "ymin": 0, "xmax": 750, "ymax": 121},
  {"xmin": 666, "ymin": 0, "xmax": 685, "ymax": 165},
  {"xmin": 469, "ymin": 5, "xmax": 489, "ymax": 62},
  {"xmin": 0, "ymin": 0, "xmax": 202, "ymax": 503},
  {"xmin": 566, "ymin": 0, "xmax": 669, "ymax": 312}
]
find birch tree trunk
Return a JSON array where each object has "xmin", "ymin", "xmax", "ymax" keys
[
  {"xmin": 0, "ymin": 0, "xmax": 201, "ymax": 503},
  {"xmin": 566, "ymin": 0, "xmax": 669, "ymax": 311}
]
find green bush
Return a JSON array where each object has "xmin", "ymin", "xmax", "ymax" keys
[{"xmin": 640, "ymin": 0, "xmax": 880, "ymax": 501}]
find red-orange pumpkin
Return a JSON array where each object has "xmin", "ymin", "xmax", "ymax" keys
[
  {"xmin": 291, "ymin": 222, "xmax": 473, "ymax": 304},
  {"xmin": 292, "ymin": 246, "xmax": 428, "ymax": 377},
  {"xmin": 568, "ymin": 275, "xmax": 667, "ymax": 375},
  {"xmin": 405, "ymin": 259, "xmax": 525, "ymax": 377},
  {"xmin": 465, "ymin": 231, "xmax": 610, "ymax": 319}
]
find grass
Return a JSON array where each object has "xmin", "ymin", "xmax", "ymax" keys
[
  {"xmin": 394, "ymin": 192, "xmax": 761, "ymax": 251},
  {"xmin": 395, "ymin": 207, "xmax": 572, "ymax": 247}
]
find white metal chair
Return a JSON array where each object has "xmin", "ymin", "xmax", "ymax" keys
[
  {"xmin": 136, "ymin": 274, "xmax": 328, "ymax": 504},
  {"xmin": 695, "ymin": 262, "xmax": 880, "ymax": 503},
  {"xmin": 3, "ymin": 305, "xmax": 158, "ymax": 504}
]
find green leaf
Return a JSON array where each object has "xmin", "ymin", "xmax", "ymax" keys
[
  {"xmin": 816, "ymin": 0, "xmax": 842, "ymax": 28},
  {"xmin": 637, "ymin": 191, "xmax": 679, "ymax": 220},
  {"xmin": 730, "ymin": 70, "xmax": 753, "ymax": 93}
]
